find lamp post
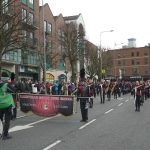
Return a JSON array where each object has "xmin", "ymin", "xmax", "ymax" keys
[
  {"xmin": 100, "ymin": 30, "xmax": 114, "ymax": 80},
  {"xmin": 42, "ymin": 0, "xmax": 47, "ymax": 94},
  {"xmin": 114, "ymin": 43, "xmax": 123, "ymax": 80},
  {"xmin": 64, "ymin": 70, "xmax": 68, "ymax": 82}
]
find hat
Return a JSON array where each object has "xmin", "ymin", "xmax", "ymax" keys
[{"xmin": 80, "ymin": 68, "xmax": 86, "ymax": 81}]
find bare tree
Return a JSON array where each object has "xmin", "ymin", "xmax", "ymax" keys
[
  {"xmin": 84, "ymin": 40, "xmax": 99, "ymax": 79},
  {"xmin": 96, "ymin": 48, "xmax": 113, "ymax": 80},
  {"xmin": 0, "ymin": 0, "xmax": 30, "ymax": 78},
  {"xmin": 59, "ymin": 22, "xmax": 85, "ymax": 81}
]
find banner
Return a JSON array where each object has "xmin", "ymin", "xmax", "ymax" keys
[{"xmin": 19, "ymin": 94, "xmax": 74, "ymax": 117}]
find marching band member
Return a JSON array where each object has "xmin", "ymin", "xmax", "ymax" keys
[
  {"xmin": 105, "ymin": 80, "xmax": 113, "ymax": 101},
  {"xmin": 88, "ymin": 80, "xmax": 96, "ymax": 108},
  {"xmin": 99, "ymin": 79, "xmax": 106, "ymax": 104},
  {"xmin": 134, "ymin": 81, "xmax": 142, "ymax": 112},
  {"xmin": 72, "ymin": 69, "xmax": 91, "ymax": 122},
  {"xmin": 112, "ymin": 82, "xmax": 118, "ymax": 99}
]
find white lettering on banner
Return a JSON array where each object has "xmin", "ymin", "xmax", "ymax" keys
[
  {"xmin": 54, "ymin": 105, "xmax": 68, "ymax": 109},
  {"xmin": 22, "ymin": 103, "xmax": 36, "ymax": 107}
]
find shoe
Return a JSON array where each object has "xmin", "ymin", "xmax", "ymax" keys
[
  {"xmin": 138, "ymin": 109, "xmax": 140, "ymax": 112},
  {"xmin": 84, "ymin": 120, "xmax": 88, "ymax": 122},
  {"xmin": 2, "ymin": 134, "xmax": 12, "ymax": 140},
  {"xmin": 80, "ymin": 120, "xmax": 85, "ymax": 122},
  {"xmin": 135, "ymin": 109, "xmax": 137, "ymax": 111}
]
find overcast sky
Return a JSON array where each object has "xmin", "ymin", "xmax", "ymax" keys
[{"xmin": 40, "ymin": 0, "xmax": 150, "ymax": 49}]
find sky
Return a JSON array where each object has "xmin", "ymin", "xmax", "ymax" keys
[{"xmin": 40, "ymin": 0, "xmax": 150, "ymax": 49}]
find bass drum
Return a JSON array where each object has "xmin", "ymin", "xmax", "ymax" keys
[{"xmin": 0, "ymin": 120, "xmax": 3, "ymax": 139}]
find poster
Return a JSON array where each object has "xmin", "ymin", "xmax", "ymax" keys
[{"xmin": 19, "ymin": 94, "xmax": 74, "ymax": 117}]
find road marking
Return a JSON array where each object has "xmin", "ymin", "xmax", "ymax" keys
[
  {"xmin": 17, "ymin": 115, "xmax": 26, "ymax": 119},
  {"xmin": 125, "ymin": 100, "xmax": 129, "ymax": 102},
  {"xmin": 26, "ymin": 114, "xmax": 61, "ymax": 126},
  {"xmin": 9, "ymin": 125, "xmax": 33, "ymax": 132},
  {"xmin": 130, "ymin": 97, "xmax": 133, "ymax": 99},
  {"xmin": 10, "ymin": 114, "xmax": 61, "ymax": 132},
  {"xmin": 79, "ymin": 119, "xmax": 96, "ymax": 129},
  {"xmin": 117, "ymin": 98, "xmax": 123, "ymax": 100},
  {"xmin": 105, "ymin": 109, "xmax": 113, "ymax": 114},
  {"xmin": 118, "ymin": 103, "xmax": 123, "ymax": 106},
  {"xmin": 43, "ymin": 140, "xmax": 61, "ymax": 150}
]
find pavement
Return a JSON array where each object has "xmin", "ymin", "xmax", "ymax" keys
[{"xmin": 0, "ymin": 93, "xmax": 150, "ymax": 150}]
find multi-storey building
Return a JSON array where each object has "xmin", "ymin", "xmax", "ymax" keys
[
  {"xmin": 1, "ymin": 1, "xmax": 90, "ymax": 82},
  {"xmin": 106, "ymin": 46, "xmax": 150, "ymax": 81}
]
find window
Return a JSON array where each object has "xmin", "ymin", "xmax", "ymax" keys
[
  {"xmin": 123, "ymin": 60, "xmax": 126, "ymax": 66},
  {"xmin": 120, "ymin": 68, "xmax": 126, "ymax": 75},
  {"xmin": 58, "ymin": 29, "xmax": 61, "ymax": 40},
  {"xmin": 62, "ymin": 31, "xmax": 65, "ymax": 41},
  {"xmin": 44, "ymin": 21, "xmax": 47, "ymax": 32},
  {"xmin": 131, "ymin": 52, "xmax": 134, "ymax": 57},
  {"xmin": 2, "ymin": 0, "xmax": 8, "ymax": 13},
  {"xmin": 136, "ymin": 52, "xmax": 139, "ymax": 56},
  {"xmin": 58, "ymin": 44, "xmax": 65, "ymax": 55},
  {"xmin": 3, "ymin": 22, "xmax": 9, "ymax": 30},
  {"xmin": 22, "ymin": 9, "xmax": 27, "ymax": 22},
  {"xmin": 48, "ymin": 40, "xmax": 52, "ymax": 52},
  {"xmin": 58, "ymin": 44, "xmax": 61, "ymax": 54},
  {"xmin": 132, "ymin": 68, "xmax": 139, "ymax": 75},
  {"xmin": 118, "ymin": 54, "xmax": 121, "ymax": 58},
  {"xmin": 118, "ymin": 61, "xmax": 121, "ymax": 66},
  {"xmin": 2, "ymin": 49, "xmax": 21, "ymax": 63},
  {"xmin": 136, "ymin": 60, "xmax": 140, "ymax": 65},
  {"xmin": 29, "ymin": 32, "xmax": 34, "ymax": 45},
  {"xmin": 123, "ymin": 54, "xmax": 126, "ymax": 58},
  {"xmin": 144, "ymin": 51, "xmax": 147, "ymax": 56},
  {"xmin": 59, "ymin": 59, "xmax": 65, "ymax": 70},
  {"xmin": 131, "ymin": 60, "xmax": 134, "ymax": 65},
  {"xmin": 145, "ymin": 68, "xmax": 148, "ymax": 74},
  {"xmin": 29, "ymin": 13, "xmax": 34, "ymax": 24},
  {"xmin": 29, "ymin": 0, "xmax": 34, "ymax": 9},
  {"xmin": 22, "ymin": 0, "xmax": 27, "ymax": 5},
  {"xmin": 22, "ymin": 30, "xmax": 27, "ymax": 42},
  {"xmin": 144, "ymin": 58, "xmax": 148, "ymax": 64},
  {"xmin": 47, "ymin": 23, "xmax": 52, "ymax": 35},
  {"xmin": 46, "ymin": 56, "xmax": 52, "ymax": 69}
]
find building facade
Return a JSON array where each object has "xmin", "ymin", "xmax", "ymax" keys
[
  {"xmin": 106, "ymin": 46, "xmax": 150, "ymax": 81},
  {"xmin": 1, "ymin": 1, "xmax": 87, "ymax": 83}
]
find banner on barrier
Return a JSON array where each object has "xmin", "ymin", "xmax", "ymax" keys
[{"xmin": 19, "ymin": 94, "xmax": 74, "ymax": 117}]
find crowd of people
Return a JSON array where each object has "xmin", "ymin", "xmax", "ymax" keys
[{"xmin": 1, "ymin": 70, "xmax": 150, "ymax": 140}]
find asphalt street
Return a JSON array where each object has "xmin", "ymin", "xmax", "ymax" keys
[{"xmin": 1, "ymin": 93, "xmax": 150, "ymax": 150}]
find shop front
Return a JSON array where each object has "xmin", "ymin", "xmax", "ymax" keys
[
  {"xmin": 16, "ymin": 65, "xmax": 40, "ymax": 82},
  {"xmin": 58, "ymin": 74, "xmax": 67, "ymax": 83}
]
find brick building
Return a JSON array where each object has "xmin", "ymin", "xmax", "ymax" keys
[
  {"xmin": 106, "ymin": 46, "xmax": 150, "ymax": 81},
  {"xmin": 1, "ymin": 0, "xmax": 87, "ymax": 82}
]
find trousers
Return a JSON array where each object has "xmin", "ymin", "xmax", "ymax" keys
[
  {"xmin": 0, "ymin": 106, "xmax": 12, "ymax": 136},
  {"xmin": 80, "ymin": 99, "xmax": 88, "ymax": 121}
]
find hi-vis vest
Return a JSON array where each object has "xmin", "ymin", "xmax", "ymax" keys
[{"xmin": 0, "ymin": 83, "xmax": 14, "ymax": 109}]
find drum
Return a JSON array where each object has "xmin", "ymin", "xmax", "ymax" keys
[{"xmin": 0, "ymin": 120, "xmax": 3, "ymax": 139}]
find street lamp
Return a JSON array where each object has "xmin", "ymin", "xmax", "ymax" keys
[
  {"xmin": 100, "ymin": 30, "xmax": 114, "ymax": 80},
  {"xmin": 64, "ymin": 70, "xmax": 68, "ymax": 82},
  {"xmin": 114, "ymin": 43, "xmax": 123, "ymax": 80}
]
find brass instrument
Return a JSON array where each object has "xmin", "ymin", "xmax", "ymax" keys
[
  {"xmin": 71, "ymin": 81, "xmax": 79, "ymax": 95},
  {"xmin": 111, "ymin": 83, "xmax": 116, "ymax": 94},
  {"xmin": 71, "ymin": 89, "xmax": 78, "ymax": 95},
  {"xmin": 105, "ymin": 83, "xmax": 110, "ymax": 93}
]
